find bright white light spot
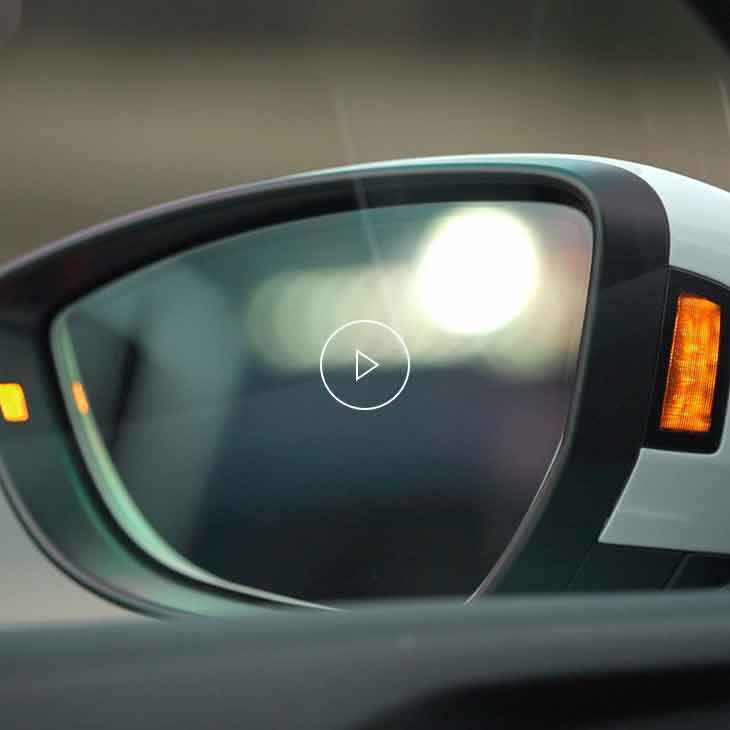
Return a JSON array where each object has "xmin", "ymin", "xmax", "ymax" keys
[{"xmin": 416, "ymin": 208, "xmax": 538, "ymax": 335}]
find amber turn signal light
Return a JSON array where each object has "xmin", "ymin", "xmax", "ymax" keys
[
  {"xmin": 660, "ymin": 294, "xmax": 721, "ymax": 433},
  {"xmin": 0, "ymin": 383, "xmax": 29, "ymax": 423}
]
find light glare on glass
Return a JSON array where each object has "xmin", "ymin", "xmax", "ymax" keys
[
  {"xmin": 660, "ymin": 294, "xmax": 721, "ymax": 433},
  {"xmin": 0, "ymin": 383, "xmax": 29, "ymax": 422},
  {"xmin": 416, "ymin": 209, "xmax": 538, "ymax": 335}
]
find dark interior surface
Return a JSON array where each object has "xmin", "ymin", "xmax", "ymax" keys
[{"xmin": 6, "ymin": 592, "xmax": 730, "ymax": 730}]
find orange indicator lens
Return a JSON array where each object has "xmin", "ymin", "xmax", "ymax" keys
[
  {"xmin": 0, "ymin": 383, "xmax": 29, "ymax": 423},
  {"xmin": 71, "ymin": 381, "xmax": 90, "ymax": 415},
  {"xmin": 660, "ymin": 294, "xmax": 721, "ymax": 433}
]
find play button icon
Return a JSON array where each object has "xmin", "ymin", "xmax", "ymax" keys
[
  {"xmin": 355, "ymin": 350, "xmax": 379, "ymax": 382},
  {"xmin": 320, "ymin": 320, "xmax": 410, "ymax": 411}
]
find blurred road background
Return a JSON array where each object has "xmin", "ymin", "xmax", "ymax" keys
[{"xmin": 1, "ymin": 0, "xmax": 730, "ymax": 263}]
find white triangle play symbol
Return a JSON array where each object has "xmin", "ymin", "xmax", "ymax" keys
[{"xmin": 355, "ymin": 349, "xmax": 380, "ymax": 382}]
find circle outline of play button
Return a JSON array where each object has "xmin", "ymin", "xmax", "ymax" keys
[{"xmin": 319, "ymin": 319, "xmax": 411, "ymax": 411}]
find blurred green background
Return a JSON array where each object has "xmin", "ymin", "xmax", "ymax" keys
[{"xmin": 1, "ymin": 0, "xmax": 730, "ymax": 264}]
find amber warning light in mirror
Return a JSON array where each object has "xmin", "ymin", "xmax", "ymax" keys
[
  {"xmin": 0, "ymin": 383, "xmax": 29, "ymax": 422},
  {"xmin": 71, "ymin": 381, "xmax": 90, "ymax": 415},
  {"xmin": 660, "ymin": 294, "xmax": 721, "ymax": 433}
]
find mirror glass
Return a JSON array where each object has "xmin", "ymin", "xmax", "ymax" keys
[{"xmin": 53, "ymin": 200, "xmax": 592, "ymax": 604}]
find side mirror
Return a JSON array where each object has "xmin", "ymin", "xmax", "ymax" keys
[{"xmin": 0, "ymin": 155, "xmax": 727, "ymax": 615}]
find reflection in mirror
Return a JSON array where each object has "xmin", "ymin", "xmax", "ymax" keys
[{"xmin": 53, "ymin": 201, "xmax": 592, "ymax": 604}]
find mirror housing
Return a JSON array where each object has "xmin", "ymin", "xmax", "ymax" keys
[{"xmin": 1, "ymin": 155, "xmax": 728, "ymax": 615}]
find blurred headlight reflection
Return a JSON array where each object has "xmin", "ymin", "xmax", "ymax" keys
[
  {"xmin": 244, "ymin": 205, "xmax": 572, "ymax": 380},
  {"xmin": 416, "ymin": 209, "xmax": 538, "ymax": 335}
]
